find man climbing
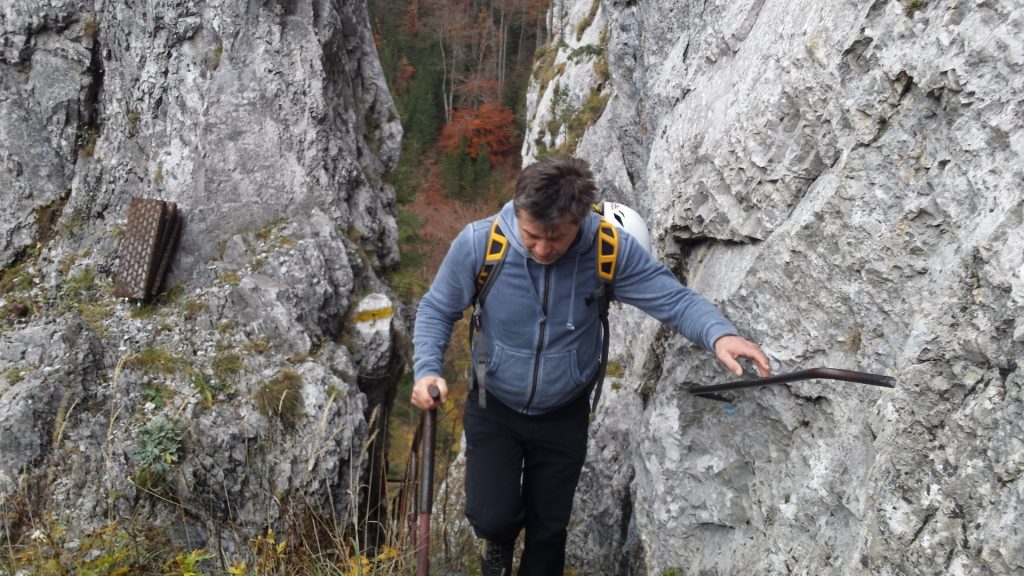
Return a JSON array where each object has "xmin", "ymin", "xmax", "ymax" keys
[{"xmin": 411, "ymin": 156, "xmax": 770, "ymax": 575}]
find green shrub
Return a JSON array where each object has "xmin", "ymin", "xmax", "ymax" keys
[{"xmin": 568, "ymin": 44, "xmax": 604, "ymax": 62}]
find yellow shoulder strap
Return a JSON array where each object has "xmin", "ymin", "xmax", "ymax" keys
[
  {"xmin": 475, "ymin": 211, "xmax": 618, "ymax": 290},
  {"xmin": 596, "ymin": 218, "xmax": 619, "ymax": 282},
  {"xmin": 475, "ymin": 217, "xmax": 509, "ymax": 292}
]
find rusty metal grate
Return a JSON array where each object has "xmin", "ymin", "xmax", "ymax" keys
[{"xmin": 114, "ymin": 197, "xmax": 182, "ymax": 301}]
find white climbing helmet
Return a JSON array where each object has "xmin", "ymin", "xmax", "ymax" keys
[{"xmin": 601, "ymin": 201, "xmax": 652, "ymax": 254}]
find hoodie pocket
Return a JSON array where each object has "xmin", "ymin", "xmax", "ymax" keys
[
  {"xmin": 539, "ymin": 349, "xmax": 585, "ymax": 387},
  {"xmin": 487, "ymin": 344, "xmax": 530, "ymax": 383},
  {"xmin": 488, "ymin": 345, "xmax": 586, "ymax": 393}
]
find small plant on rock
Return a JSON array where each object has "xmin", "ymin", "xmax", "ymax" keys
[
  {"xmin": 183, "ymin": 297, "xmax": 207, "ymax": 320},
  {"xmin": 243, "ymin": 335, "xmax": 271, "ymax": 355},
  {"xmin": 255, "ymin": 368, "xmax": 305, "ymax": 428},
  {"xmin": 212, "ymin": 351, "xmax": 242, "ymax": 386},
  {"xmin": 190, "ymin": 370, "xmax": 235, "ymax": 408},
  {"xmin": 142, "ymin": 382, "xmax": 172, "ymax": 409},
  {"xmin": 126, "ymin": 347, "xmax": 184, "ymax": 375},
  {"xmin": 166, "ymin": 548, "xmax": 215, "ymax": 576},
  {"xmin": 905, "ymin": 0, "xmax": 927, "ymax": 16},
  {"xmin": 133, "ymin": 417, "xmax": 183, "ymax": 491}
]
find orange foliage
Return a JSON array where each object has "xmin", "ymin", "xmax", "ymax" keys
[
  {"xmin": 394, "ymin": 56, "xmax": 416, "ymax": 96},
  {"xmin": 437, "ymin": 103, "xmax": 517, "ymax": 165}
]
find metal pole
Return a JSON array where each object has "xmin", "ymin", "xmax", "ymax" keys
[
  {"xmin": 416, "ymin": 385, "xmax": 441, "ymax": 576},
  {"xmin": 688, "ymin": 367, "xmax": 895, "ymax": 401}
]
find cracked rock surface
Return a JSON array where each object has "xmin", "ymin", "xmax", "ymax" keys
[
  {"xmin": 1, "ymin": 0, "xmax": 404, "ymax": 560},
  {"xmin": 525, "ymin": 1, "xmax": 1023, "ymax": 574}
]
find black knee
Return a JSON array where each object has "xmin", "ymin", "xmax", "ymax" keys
[{"xmin": 467, "ymin": 503, "xmax": 523, "ymax": 545}]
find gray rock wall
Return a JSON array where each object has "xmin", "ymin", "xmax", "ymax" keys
[
  {"xmin": 1, "ymin": 0, "xmax": 403, "ymax": 562},
  {"xmin": 526, "ymin": 0, "xmax": 1023, "ymax": 574}
]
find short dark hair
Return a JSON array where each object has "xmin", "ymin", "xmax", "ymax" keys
[{"xmin": 513, "ymin": 156, "xmax": 597, "ymax": 228}]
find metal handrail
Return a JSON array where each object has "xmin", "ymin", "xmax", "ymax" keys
[{"xmin": 688, "ymin": 367, "xmax": 895, "ymax": 402}]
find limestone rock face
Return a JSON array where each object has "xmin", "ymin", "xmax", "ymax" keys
[
  {"xmin": 0, "ymin": 318, "xmax": 103, "ymax": 492},
  {"xmin": 1, "ymin": 0, "xmax": 403, "ymax": 560},
  {"xmin": 526, "ymin": 1, "xmax": 1024, "ymax": 574},
  {"xmin": 2, "ymin": 0, "xmax": 400, "ymax": 275}
]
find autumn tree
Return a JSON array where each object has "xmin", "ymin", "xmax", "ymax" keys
[
  {"xmin": 438, "ymin": 103, "xmax": 516, "ymax": 164},
  {"xmin": 437, "ymin": 102, "xmax": 516, "ymax": 199},
  {"xmin": 372, "ymin": 0, "xmax": 548, "ymax": 200}
]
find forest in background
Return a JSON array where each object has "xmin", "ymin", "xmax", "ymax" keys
[
  {"xmin": 372, "ymin": 0, "xmax": 546, "ymax": 202},
  {"xmin": 368, "ymin": 0, "xmax": 550, "ymax": 498}
]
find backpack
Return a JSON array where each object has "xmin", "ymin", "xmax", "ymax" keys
[{"xmin": 468, "ymin": 204, "xmax": 621, "ymax": 414}]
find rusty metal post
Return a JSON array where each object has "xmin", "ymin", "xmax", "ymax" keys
[{"xmin": 416, "ymin": 385, "xmax": 441, "ymax": 576}]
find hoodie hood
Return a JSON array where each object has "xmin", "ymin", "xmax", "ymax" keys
[{"xmin": 497, "ymin": 200, "xmax": 600, "ymax": 263}]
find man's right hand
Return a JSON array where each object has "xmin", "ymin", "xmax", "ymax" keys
[{"xmin": 411, "ymin": 375, "xmax": 448, "ymax": 410}]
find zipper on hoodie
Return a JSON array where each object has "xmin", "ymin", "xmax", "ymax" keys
[{"xmin": 523, "ymin": 265, "xmax": 551, "ymax": 413}]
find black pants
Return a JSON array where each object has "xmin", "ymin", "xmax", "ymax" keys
[{"xmin": 463, "ymin": 391, "xmax": 590, "ymax": 575}]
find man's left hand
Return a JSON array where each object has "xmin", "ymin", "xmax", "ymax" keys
[{"xmin": 714, "ymin": 335, "xmax": 771, "ymax": 377}]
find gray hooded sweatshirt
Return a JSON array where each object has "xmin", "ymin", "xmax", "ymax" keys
[{"xmin": 413, "ymin": 200, "xmax": 738, "ymax": 415}]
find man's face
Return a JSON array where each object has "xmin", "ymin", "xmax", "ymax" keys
[{"xmin": 517, "ymin": 211, "xmax": 580, "ymax": 265}]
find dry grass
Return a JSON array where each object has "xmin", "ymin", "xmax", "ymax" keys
[
  {"xmin": 254, "ymin": 368, "xmax": 305, "ymax": 428},
  {"xmin": 1, "ymin": 397, "xmax": 426, "ymax": 576}
]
